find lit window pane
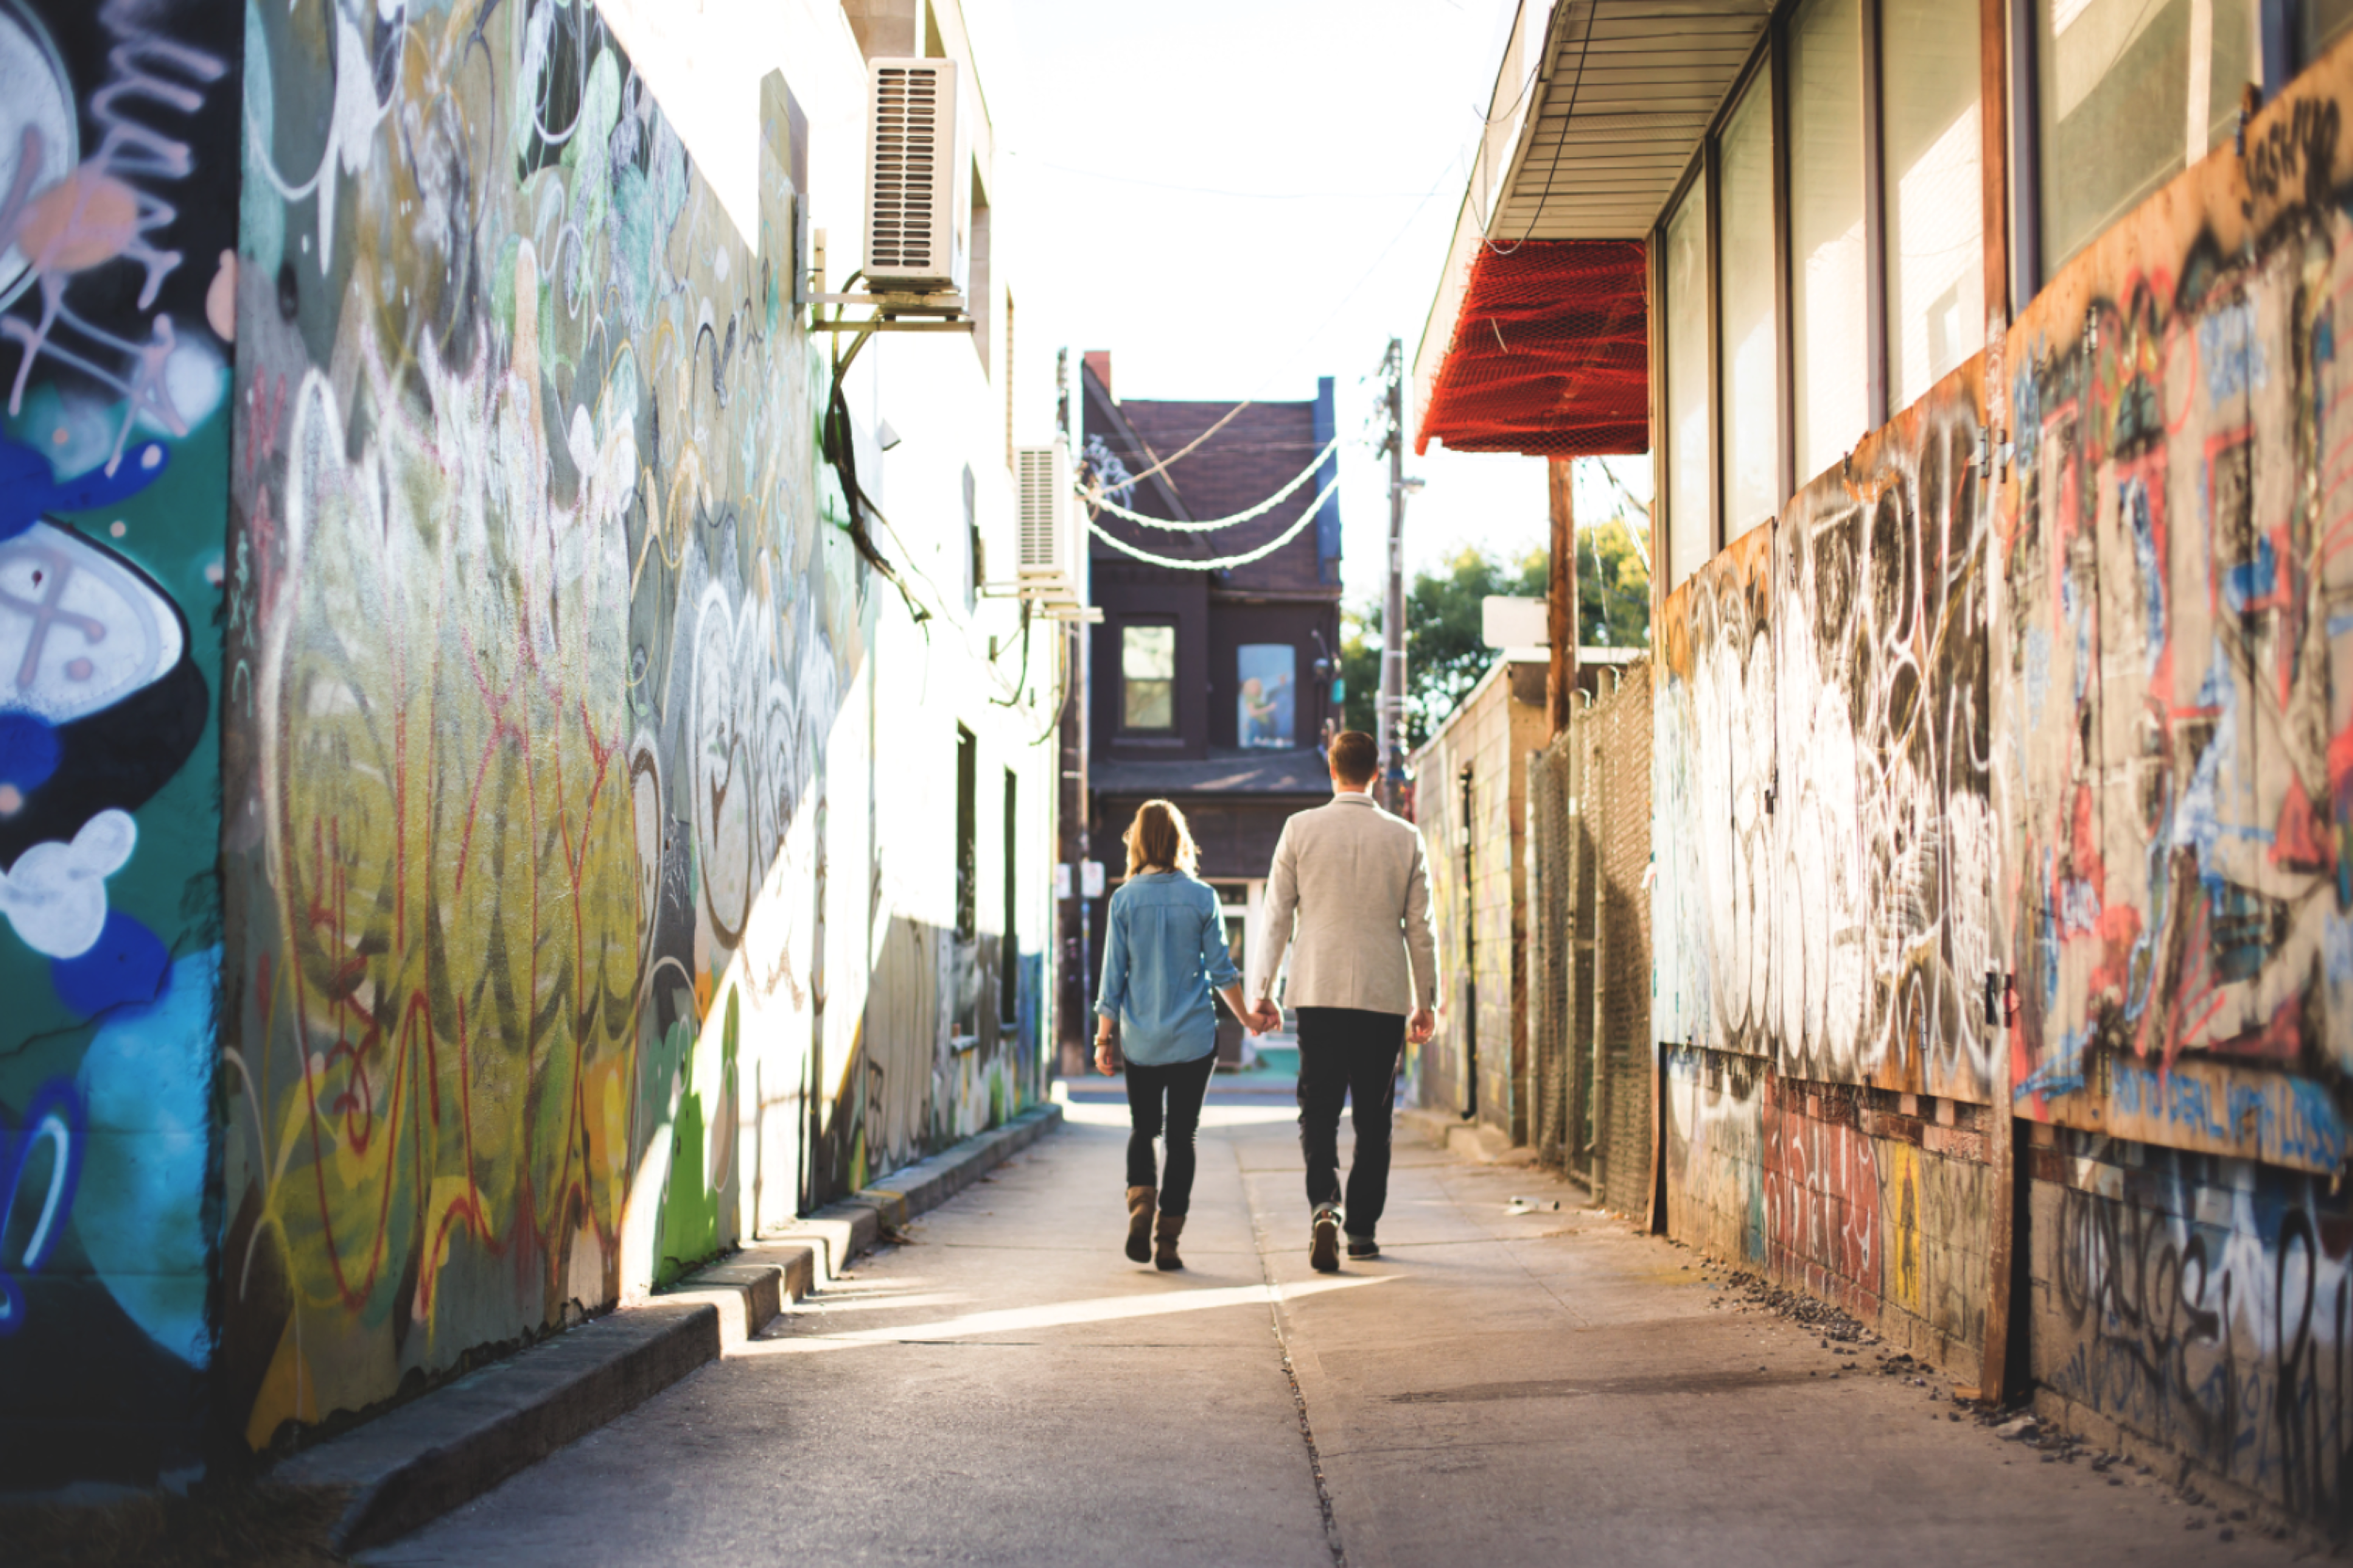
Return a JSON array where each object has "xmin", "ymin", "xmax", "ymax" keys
[
  {"xmin": 1885, "ymin": 0, "xmax": 1984, "ymax": 408},
  {"xmin": 1665, "ymin": 178, "xmax": 1711, "ymax": 588},
  {"xmin": 1237, "ymin": 644, "xmax": 1295, "ymax": 748},
  {"xmin": 2035, "ymin": 0, "xmax": 2252, "ymax": 278},
  {"xmin": 1122, "ymin": 624, "xmax": 1174, "ymax": 730},
  {"xmin": 1791, "ymin": 0, "xmax": 1867, "ymax": 483},
  {"xmin": 1719, "ymin": 71, "xmax": 1779, "ymax": 536}
]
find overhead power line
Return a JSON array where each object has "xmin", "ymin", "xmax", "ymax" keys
[
  {"xmin": 1080, "ymin": 436, "xmax": 1341, "ymax": 532},
  {"xmin": 1085, "ymin": 480, "xmax": 1339, "ymax": 572}
]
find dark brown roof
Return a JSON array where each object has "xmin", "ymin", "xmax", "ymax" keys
[
  {"xmin": 1091, "ymin": 747, "xmax": 1333, "ymax": 797},
  {"xmin": 1082, "ymin": 365, "xmax": 1340, "ymax": 599}
]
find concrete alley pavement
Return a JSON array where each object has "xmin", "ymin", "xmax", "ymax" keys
[{"xmin": 368, "ymin": 1094, "xmax": 2302, "ymax": 1568}]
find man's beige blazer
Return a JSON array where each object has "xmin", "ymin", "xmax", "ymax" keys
[{"xmin": 1257, "ymin": 792, "xmax": 1438, "ymax": 1016}]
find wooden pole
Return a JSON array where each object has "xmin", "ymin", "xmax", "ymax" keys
[
  {"xmin": 1547, "ymin": 456, "xmax": 1577, "ymax": 736},
  {"xmin": 1976, "ymin": 0, "xmax": 2018, "ymax": 1410}
]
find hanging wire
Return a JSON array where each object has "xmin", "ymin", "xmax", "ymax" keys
[
  {"xmin": 1080, "ymin": 435, "xmax": 1341, "ymax": 531},
  {"xmin": 1085, "ymin": 479, "xmax": 1338, "ymax": 572},
  {"xmin": 1484, "ymin": 0, "xmax": 1599, "ymax": 257}
]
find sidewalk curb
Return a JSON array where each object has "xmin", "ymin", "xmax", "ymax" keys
[
  {"xmin": 1397, "ymin": 1108, "xmax": 1537, "ymax": 1166},
  {"xmin": 280, "ymin": 1102, "xmax": 1063, "ymax": 1553}
]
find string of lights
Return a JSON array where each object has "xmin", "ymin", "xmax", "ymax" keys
[
  {"xmin": 1079, "ymin": 435, "xmax": 1341, "ymax": 532},
  {"xmin": 1084, "ymin": 479, "xmax": 1338, "ymax": 571}
]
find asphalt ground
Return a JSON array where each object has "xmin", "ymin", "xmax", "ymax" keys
[{"xmin": 364, "ymin": 1092, "xmax": 2307, "ymax": 1567}]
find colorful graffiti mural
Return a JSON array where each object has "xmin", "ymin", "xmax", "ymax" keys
[
  {"xmin": 0, "ymin": 0, "xmax": 233, "ymax": 1483},
  {"xmin": 2034, "ymin": 1133, "xmax": 2353, "ymax": 1528},
  {"xmin": 1996, "ymin": 56, "xmax": 2353, "ymax": 1176},
  {"xmin": 213, "ymin": 0, "xmax": 1037, "ymax": 1455},
  {"xmin": 1648, "ymin": 34, "xmax": 2353, "ymax": 1524},
  {"xmin": 1655, "ymin": 381, "xmax": 1997, "ymax": 1103}
]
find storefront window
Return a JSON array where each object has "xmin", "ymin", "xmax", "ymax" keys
[
  {"xmin": 1237, "ymin": 644, "xmax": 1296, "ymax": 748},
  {"xmin": 1664, "ymin": 177, "xmax": 1711, "ymax": 588},
  {"xmin": 2035, "ymin": 0, "xmax": 2252, "ymax": 277},
  {"xmin": 1790, "ymin": 0, "xmax": 1868, "ymax": 483},
  {"xmin": 1719, "ymin": 69, "xmax": 1780, "ymax": 536},
  {"xmin": 1122, "ymin": 623, "xmax": 1175, "ymax": 730},
  {"xmin": 1883, "ymin": 0, "xmax": 1984, "ymax": 407}
]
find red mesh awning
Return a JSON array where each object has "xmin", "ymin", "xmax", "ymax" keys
[{"xmin": 1416, "ymin": 239, "xmax": 1649, "ymax": 458}]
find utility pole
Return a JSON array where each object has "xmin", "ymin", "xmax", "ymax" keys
[
  {"xmin": 1546, "ymin": 456, "xmax": 1577, "ymax": 737},
  {"xmin": 1376, "ymin": 338, "xmax": 1414, "ymax": 812}
]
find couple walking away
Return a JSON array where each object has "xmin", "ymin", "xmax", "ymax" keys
[{"xmin": 1092, "ymin": 730, "xmax": 1439, "ymax": 1273}]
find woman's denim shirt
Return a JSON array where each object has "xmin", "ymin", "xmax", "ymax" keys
[{"xmin": 1094, "ymin": 871, "xmax": 1241, "ymax": 1065}]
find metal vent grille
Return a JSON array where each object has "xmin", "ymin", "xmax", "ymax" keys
[
  {"xmin": 1016, "ymin": 446, "xmax": 1057, "ymax": 571},
  {"xmin": 870, "ymin": 65, "xmax": 940, "ymax": 271}
]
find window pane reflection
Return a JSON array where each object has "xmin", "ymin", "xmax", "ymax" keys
[
  {"xmin": 1665, "ymin": 179, "xmax": 1711, "ymax": 588},
  {"xmin": 1237, "ymin": 644, "xmax": 1295, "ymax": 748},
  {"xmin": 1719, "ymin": 71, "xmax": 1780, "ymax": 536},
  {"xmin": 1122, "ymin": 624, "xmax": 1175, "ymax": 730},
  {"xmin": 1791, "ymin": 0, "xmax": 1867, "ymax": 482}
]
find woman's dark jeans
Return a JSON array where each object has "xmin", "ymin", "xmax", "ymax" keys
[{"xmin": 1124, "ymin": 1051, "xmax": 1217, "ymax": 1215}]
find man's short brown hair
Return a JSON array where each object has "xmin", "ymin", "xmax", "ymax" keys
[{"xmin": 1328, "ymin": 730, "xmax": 1378, "ymax": 787}]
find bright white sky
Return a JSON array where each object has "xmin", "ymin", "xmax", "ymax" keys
[{"xmin": 968, "ymin": 0, "xmax": 1651, "ymax": 603}]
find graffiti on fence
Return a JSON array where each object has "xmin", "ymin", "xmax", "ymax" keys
[
  {"xmin": 1662, "ymin": 1045, "xmax": 1766, "ymax": 1263},
  {"xmin": 1995, "ymin": 41, "xmax": 2353, "ymax": 1172},
  {"xmin": 1655, "ymin": 526, "xmax": 1774, "ymax": 1056},
  {"xmin": 1776, "ymin": 380, "xmax": 1998, "ymax": 1101},
  {"xmin": 2039, "ymin": 1144, "xmax": 2353, "ymax": 1528}
]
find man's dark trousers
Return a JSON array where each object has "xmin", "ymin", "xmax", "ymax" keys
[{"xmin": 1295, "ymin": 1006, "xmax": 1406, "ymax": 1235}]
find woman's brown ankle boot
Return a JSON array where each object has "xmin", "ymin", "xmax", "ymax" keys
[
  {"xmin": 1125, "ymin": 1186, "xmax": 1157, "ymax": 1263},
  {"xmin": 1154, "ymin": 1211, "xmax": 1186, "ymax": 1271}
]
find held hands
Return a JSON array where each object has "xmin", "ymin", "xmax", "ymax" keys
[
  {"xmin": 1407, "ymin": 1007, "xmax": 1437, "ymax": 1045},
  {"xmin": 1249, "ymin": 998, "xmax": 1283, "ymax": 1035}
]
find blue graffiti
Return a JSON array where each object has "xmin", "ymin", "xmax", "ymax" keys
[
  {"xmin": 0, "ymin": 1079, "xmax": 84, "ymax": 1336},
  {"xmin": 2197, "ymin": 298, "xmax": 2269, "ymax": 403},
  {"xmin": 73, "ymin": 947, "xmax": 217, "ymax": 1366},
  {"xmin": 2223, "ymin": 533, "xmax": 2278, "ymax": 614},
  {"xmin": 0, "ymin": 710, "xmax": 60, "ymax": 799},
  {"xmin": 50, "ymin": 908, "xmax": 169, "ymax": 1017},
  {"xmin": 0, "ymin": 432, "xmax": 170, "ymax": 542},
  {"xmin": 2123, "ymin": 478, "xmax": 2165, "ymax": 675},
  {"xmin": 2017, "ymin": 1021, "xmax": 2091, "ymax": 1099}
]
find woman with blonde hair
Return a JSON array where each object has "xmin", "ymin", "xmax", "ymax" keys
[{"xmin": 1095, "ymin": 798, "xmax": 1256, "ymax": 1269}]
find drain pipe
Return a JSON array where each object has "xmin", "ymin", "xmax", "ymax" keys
[{"xmin": 1460, "ymin": 762, "xmax": 1478, "ymax": 1122}]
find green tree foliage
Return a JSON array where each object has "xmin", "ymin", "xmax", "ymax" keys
[
  {"xmin": 1576, "ymin": 515, "xmax": 1652, "ymax": 651},
  {"xmin": 1338, "ymin": 521, "xmax": 1651, "ymax": 751}
]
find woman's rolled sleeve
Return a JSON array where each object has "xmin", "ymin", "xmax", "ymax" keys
[
  {"xmin": 1095, "ymin": 901, "xmax": 1129, "ymax": 1018},
  {"xmin": 1199, "ymin": 889, "xmax": 1241, "ymax": 991}
]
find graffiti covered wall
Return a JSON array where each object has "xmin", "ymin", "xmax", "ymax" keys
[
  {"xmin": 1649, "ymin": 28, "xmax": 2353, "ymax": 1522},
  {"xmin": 1990, "ymin": 37, "xmax": 2353, "ymax": 1522},
  {"xmin": 0, "ymin": 0, "xmax": 237, "ymax": 1483},
  {"xmin": 210, "ymin": 0, "xmax": 1042, "ymax": 1455},
  {"xmin": 1652, "ymin": 302, "xmax": 2004, "ymax": 1360}
]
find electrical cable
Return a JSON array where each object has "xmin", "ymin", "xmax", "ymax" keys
[
  {"xmin": 1484, "ymin": 0, "xmax": 1598, "ymax": 257},
  {"xmin": 1079, "ymin": 435, "xmax": 1341, "ymax": 531},
  {"xmin": 1084, "ymin": 479, "xmax": 1337, "ymax": 572}
]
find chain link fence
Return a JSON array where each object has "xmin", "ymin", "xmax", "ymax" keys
[{"xmin": 1526, "ymin": 660, "xmax": 1654, "ymax": 1212}]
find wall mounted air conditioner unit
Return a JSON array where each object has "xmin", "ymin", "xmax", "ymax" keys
[
  {"xmin": 1014, "ymin": 439, "xmax": 1082, "ymax": 605},
  {"xmin": 863, "ymin": 56, "xmax": 968, "ymax": 296}
]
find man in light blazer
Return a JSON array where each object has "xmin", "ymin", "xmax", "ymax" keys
[{"xmin": 1251, "ymin": 729, "xmax": 1438, "ymax": 1272}]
